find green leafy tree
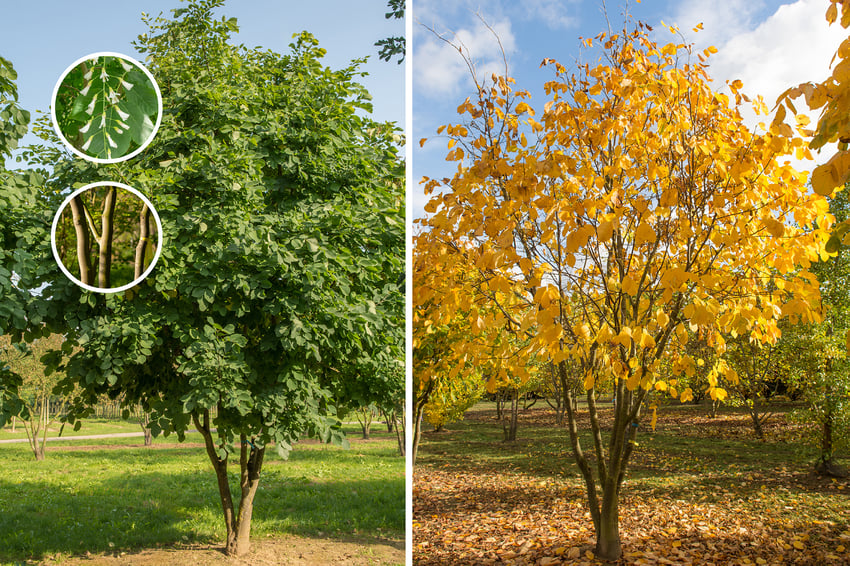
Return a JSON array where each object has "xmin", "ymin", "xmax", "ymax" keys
[
  {"xmin": 723, "ymin": 333, "xmax": 788, "ymax": 440},
  {"xmin": 375, "ymin": 0, "xmax": 405, "ymax": 64},
  {"xmin": 25, "ymin": 1, "xmax": 403, "ymax": 556},
  {"xmin": 0, "ymin": 55, "xmax": 47, "ymax": 427},
  {"xmin": 786, "ymin": 185, "xmax": 850, "ymax": 476}
]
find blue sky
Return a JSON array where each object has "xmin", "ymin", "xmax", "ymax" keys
[
  {"xmin": 412, "ymin": 0, "xmax": 847, "ymax": 219},
  {"xmin": 1, "ymin": 0, "xmax": 404, "ymax": 168}
]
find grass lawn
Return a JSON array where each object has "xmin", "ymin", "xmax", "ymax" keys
[
  {"xmin": 0, "ymin": 418, "xmax": 146, "ymax": 440},
  {"xmin": 0, "ymin": 425, "xmax": 404, "ymax": 565},
  {"xmin": 414, "ymin": 402, "xmax": 850, "ymax": 565}
]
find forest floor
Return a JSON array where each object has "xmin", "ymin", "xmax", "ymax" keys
[{"xmin": 413, "ymin": 402, "xmax": 850, "ymax": 565}]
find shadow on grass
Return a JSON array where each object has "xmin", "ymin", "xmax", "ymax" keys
[{"xmin": 0, "ymin": 446, "xmax": 404, "ymax": 562}]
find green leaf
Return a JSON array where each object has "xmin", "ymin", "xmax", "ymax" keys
[{"xmin": 58, "ymin": 56, "xmax": 158, "ymax": 159}]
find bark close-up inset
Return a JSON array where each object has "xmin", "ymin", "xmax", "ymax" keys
[{"xmin": 54, "ymin": 184, "xmax": 159, "ymax": 290}]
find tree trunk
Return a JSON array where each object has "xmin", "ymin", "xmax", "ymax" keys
[
  {"xmin": 135, "ymin": 204, "xmax": 151, "ymax": 279},
  {"xmin": 502, "ymin": 388, "xmax": 519, "ymax": 441},
  {"xmin": 394, "ymin": 409, "xmax": 405, "ymax": 457},
  {"xmin": 596, "ymin": 483, "xmax": 621, "ymax": 561},
  {"xmin": 97, "ymin": 186, "xmax": 117, "ymax": 288},
  {"xmin": 745, "ymin": 400, "xmax": 769, "ymax": 441},
  {"xmin": 69, "ymin": 196, "xmax": 93, "ymax": 285},
  {"xmin": 709, "ymin": 399, "xmax": 719, "ymax": 419},
  {"xmin": 193, "ymin": 410, "xmax": 264, "ymax": 557},
  {"xmin": 814, "ymin": 406, "xmax": 848, "ymax": 477},
  {"xmin": 557, "ymin": 359, "xmax": 648, "ymax": 563},
  {"xmin": 357, "ymin": 408, "xmax": 372, "ymax": 440},
  {"xmin": 412, "ymin": 380, "xmax": 435, "ymax": 466}
]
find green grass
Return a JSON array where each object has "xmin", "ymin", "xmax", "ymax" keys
[
  {"xmin": 0, "ymin": 417, "xmax": 145, "ymax": 439},
  {"xmin": 0, "ymin": 426, "xmax": 404, "ymax": 564}
]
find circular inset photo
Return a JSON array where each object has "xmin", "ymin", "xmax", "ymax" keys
[
  {"xmin": 51, "ymin": 182, "xmax": 163, "ymax": 293},
  {"xmin": 51, "ymin": 52, "xmax": 162, "ymax": 163}
]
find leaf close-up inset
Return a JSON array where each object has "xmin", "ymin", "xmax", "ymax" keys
[{"xmin": 55, "ymin": 55, "xmax": 158, "ymax": 160}]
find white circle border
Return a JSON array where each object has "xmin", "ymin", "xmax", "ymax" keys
[
  {"xmin": 50, "ymin": 181, "xmax": 164, "ymax": 294},
  {"xmin": 50, "ymin": 52, "xmax": 163, "ymax": 164}
]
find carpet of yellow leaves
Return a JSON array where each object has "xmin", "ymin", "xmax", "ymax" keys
[{"xmin": 413, "ymin": 406, "xmax": 850, "ymax": 565}]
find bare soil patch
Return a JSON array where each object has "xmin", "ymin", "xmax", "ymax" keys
[{"xmin": 37, "ymin": 534, "xmax": 404, "ymax": 566}]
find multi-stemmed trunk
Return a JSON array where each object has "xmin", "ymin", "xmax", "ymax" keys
[
  {"xmin": 559, "ymin": 360, "xmax": 649, "ymax": 561},
  {"xmin": 193, "ymin": 409, "xmax": 265, "ymax": 556}
]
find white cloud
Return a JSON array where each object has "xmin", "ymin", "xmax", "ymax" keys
[
  {"xmin": 709, "ymin": 0, "xmax": 845, "ymax": 105},
  {"xmin": 521, "ymin": 0, "xmax": 578, "ymax": 30},
  {"xmin": 414, "ymin": 18, "xmax": 517, "ymax": 99},
  {"xmin": 670, "ymin": 0, "xmax": 846, "ymax": 171},
  {"xmin": 670, "ymin": 0, "xmax": 766, "ymax": 49}
]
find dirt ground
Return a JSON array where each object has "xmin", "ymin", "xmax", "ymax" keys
[{"xmin": 36, "ymin": 534, "xmax": 404, "ymax": 566}]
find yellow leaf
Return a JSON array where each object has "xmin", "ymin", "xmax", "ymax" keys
[
  {"xmin": 763, "ymin": 217, "xmax": 785, "ymax": 238},
  {"xmin": 598, "ymin": 219, "xmax": 614, "ymax": 242},
  {"xmin": 680, "ymin": 388, "xmax": 694, "ymax": 403},
  {"xmin": 639, "ymin": 330, "xmax": 656, "ymax": 350},
  {"xmin": 710, "ymin": 387, "xmax": 728, "ymax": 402},
  {"xmin": 626, "ymin": 368, "xmax": 642, "ymax": 390},
  {"xmin": 812, "ymin": 162, "xmax": 840, "ymax": 196},
  {"xmin": 827, "ymin": 2, "xmax": 838, "ymax": 24},
  {"xmin": 793, "ymin": 540, "xmax": 805, "ymax": 550},
  {"xmin": 622, "ymin": 275, "xmax": 640, "ymax": 296},
  {"xmin": 612, "ymin": 327, "xmax": 633, "ymax": 347},
  {"xmin": 634, "ymin": 220, "xmax": 656, "ymax": 246},
  {"xmin": 584, "ymin": 371, "xmax": 595, "ymax": 390}
]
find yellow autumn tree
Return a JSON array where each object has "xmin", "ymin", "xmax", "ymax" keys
[
  {"xmin": 775, "ymin": 1, "xmax": 850, "ymax": 248},
  {"xmin": 417, "ymin": 23, "xmax": 829, "ymax": 560},
  {"xmin": 413, "ymin": 231, "xmax": 537, "ymax": 463}
]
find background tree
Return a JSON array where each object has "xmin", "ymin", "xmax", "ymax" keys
[
  {"xmin": 785, "ymin": 184, "xmax": 850, "ymax": 476},
  {"xmin": 0, "ymin": 333, "xmax": 71, "ymax": 460},
  {"xmin": 417, "ymin": 24, "xmax": 828, "ymax": 560},
  {"xmin": 423, "ymin": 361, "xmax": 483, "ymax": 432},
  {"xmin": 24, "ymin": 1, "xmax": 403, "ymax": 557},
  {"xmin": 723, "ymin": 334, "xmax": 786, "ymax": 440}
]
